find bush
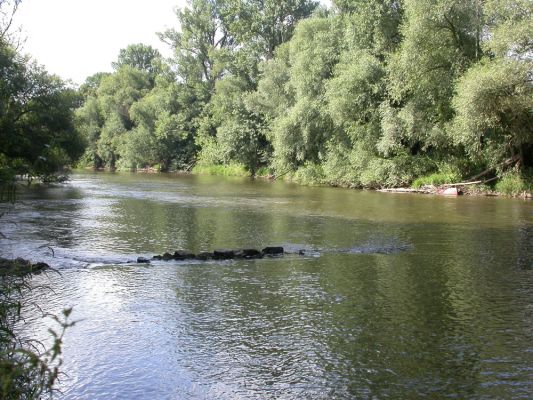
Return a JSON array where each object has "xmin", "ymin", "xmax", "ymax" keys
[
  {"xmin": 495, "ymin": 171, "xmax": 533, "ymax": 196},
  {"xmin": 0, "ymin": 259, "xmax": 75, "ymax": 399},
  {"xmin": 411, "ymin": 163, "xmax": 461, "ymax": 188},
  {"xmin": 412, "ymin": 172, "xmax": 460, "ymax": 188},
  {"xmin": 192, "ymin": 163, "xmax": 249, "ymax": 177},
  {"xmin": 291, "ymin": 163, "xmax": 326, "ymax": 186}
]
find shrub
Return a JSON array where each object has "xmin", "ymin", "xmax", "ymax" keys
[
  {"xmin": 495, "ymin": 171, "xmax": 533, "ymax": 196},
  {"xmin": 0, "ymin": 259, "xmax": 75, "ymax": 399},
  {"xmin": 192, "ymin": 163, "xmax": 249, "ymax": 177},
  {"xmin": 291, "ymin": 163, "xmax": 326, "ymax": 186}
]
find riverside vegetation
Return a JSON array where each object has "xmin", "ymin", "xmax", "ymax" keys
[
  {"xmin": 1, "ymin": 1, "xmax": 532, "ymax": 196},
  {"xmin": 72, "ymin": 0, "xmax": 532, "ymax": 196},
  {"xmin": 0, "ymin": 257, "xmax": 75, "ymax": 399},
  {"xmin": 0, "ymin": 1, "xmax": 531, "ymax": 395}
]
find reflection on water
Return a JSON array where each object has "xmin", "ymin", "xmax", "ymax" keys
[{"xmin": 1, "ymin": 171, "xmax": 532, "ymax": 399}]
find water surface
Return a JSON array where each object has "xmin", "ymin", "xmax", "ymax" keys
[{"xmin": 1, "ymin": 172, "xmax": 532, "ymax": 399}]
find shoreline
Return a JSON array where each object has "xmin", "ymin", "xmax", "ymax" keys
[{"xmin": 76, "ymin": 167, "xmax": 533, "ymax": 199}]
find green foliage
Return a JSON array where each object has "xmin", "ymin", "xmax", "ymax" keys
[
  {"xmin": 325, "ymin": 49, "xmax": 385, "ymax": 130},
  {"xmin": 75, "ymin": 58, "xmax": 200, "ymax": 171},
  {"xmin": 450, "ymin": 58, "xmax": 532, "ymax": 167},
  {"xmin": 385, "ymin": 0, "xmax": 481, "ymax": 157},
  {"xmin": 495, "ymin": 170, "xmax": 533, "ymax": 196},
  {"xmin": 223, "ymin": 0, "xmax": 319, "ymax": 59},
  {"xmin": 0, "ymin": 259, "xmax": 75, "ymax": 399},
  {"xmin": 257, "ymin": 17, "xmax": 340, "ymax": 172},
  {"xmin": 192, "ymin": 163, "xmax": 248, "ymax": 177},
  {"xmin": 412, "ymin": 171, "xmax": 461, "ymax": 189},
  {"xmin": 73, "ymin": 0, "xmax": 532, "ymax": 190},
  {"xmin": 112, "ymin": 43, "xmax": 162, "ymax": 79},
  {"xmin": 484, "ymin": 0, "xmax": 533, "ymax": 58},
  {"xmin": 337, "ymin": 0, "xmax": 403, "ymax": 53},
  {"xmin": 291, "ymin": 162, "xmax": 325, "ymax": 186},
  {"xmin": 0, "ymin": 35, "xmax": 85, "ymax": 182}
]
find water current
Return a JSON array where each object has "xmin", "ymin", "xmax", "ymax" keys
[{"xmin": 1, "ymin": 172, "xmax": 532, "ymax": 399}]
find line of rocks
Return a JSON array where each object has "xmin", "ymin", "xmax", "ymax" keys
[{"xmin": 137, "ymin": 246, "xmax": 285, "ymax": 264}]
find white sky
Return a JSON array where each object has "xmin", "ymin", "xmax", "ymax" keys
[
  {"xmin": 15, "ymin": 0, "xmax": 186, "ymax": 84},
  {"xmin": 14, "ymin": 0, "xmax": 331, "ymax": 85}
]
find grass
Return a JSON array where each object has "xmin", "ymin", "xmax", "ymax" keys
[
  {"xmin": 412, "ymin": 171, "xmax": 460, "ymax": 189},
  {"xmin": 192, "ymin": 163, "xmax": 250, "ymax": 177},
  {"xmin": 495, "ymin": 170, "xmax": 533, "ymax": 196}
]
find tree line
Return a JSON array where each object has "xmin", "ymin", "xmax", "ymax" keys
[
  {"xmin": 2, "ymin": 0, "xmax": 532, "ymax": 191},
  {"xmin": 0, "ymin": 0, "xmax": 84, "ymax": 185}
]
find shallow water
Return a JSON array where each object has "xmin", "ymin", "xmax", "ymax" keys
[{"xmin": 1, "ymin": 172, "xmax": 532, "ymax": 399}]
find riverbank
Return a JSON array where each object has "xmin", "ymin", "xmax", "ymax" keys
[
  {"xmin": 188, "ymin": 164, "xmax": 532, "ymax": 199},
  {"xmin": 79, "ymin": 164, "xmax": 533, "ymax": 199}
]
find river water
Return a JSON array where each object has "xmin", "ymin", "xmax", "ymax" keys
[{"xmin": 1, "ymin": 172, "xmax": 532, "ymax": 399}]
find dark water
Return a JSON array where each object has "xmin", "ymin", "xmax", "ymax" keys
[{"xmin": 1, "ymin": 172, "xmax": 532, "ymax": 399}]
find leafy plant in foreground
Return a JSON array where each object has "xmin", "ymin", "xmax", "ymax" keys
[{"xmin": 0, "ymin": 260, "xmax": 75, "ymax": 399}]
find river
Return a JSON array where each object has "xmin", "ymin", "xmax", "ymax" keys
[{"xmin": 1, "ymin": 171, "xmax": 532, "ymax": 399}]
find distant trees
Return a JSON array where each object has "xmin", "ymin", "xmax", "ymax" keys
[
  {"xmin": 0, "ymin": 17, "xmax": 84, "ymax": 182},
  {"xmin": 77, "ymin": 0, "xmax": 318, "ymax": 174},
  {"xmin": 75, "ymin": 0, "xmax": 532, "ymax": 188}
]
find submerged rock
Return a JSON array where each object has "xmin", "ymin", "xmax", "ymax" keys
[
  {"xmin": 196, "ymin": 252, "xmax": 214, "ymax": 260},
  {"xmin": 173, "ymin": 250, "xmax": 195, "ymax": 260},
  {"xmin": 151, "ymin": 246, "xmax": 288, "ymax": 263},
  {"xmin": 235, "ymin": 249, "xmax": 263, "ymax": 259},
  {"xmin": 262, "ymin": 246, "xmax": 284, "ymax": 256},
  {"xmin": 137, "ymin": 257, "xmax": 150, "ymax": 264},
  {"xmin": 213, "ymin": 249, "xmax": 235, "ymax": 259}
]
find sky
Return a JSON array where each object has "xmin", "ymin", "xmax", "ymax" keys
[
  {"xmin": 14, "ymin": 0, "xmax": 331, "ymax": 85},
  {"xmin": 14, "ymin": 0, "xmax": 186, "ymax": 84}
]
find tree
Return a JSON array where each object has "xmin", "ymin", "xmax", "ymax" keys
[
  {"xmin": 334, "ymin": 0, "xmax": 403, "ymax": 54},
  {"xmin": 112, "ymin": 43, "xmax": 162, "ymax": 85},
  {"xmin": 0, "ymin": 41, "xmax": 84, "ymax": 180},
  {"xmin": 224, "ymin": 0, "xmax": 319, "ymax": 59},
  {"xmin": 383, "ymin": 0, "xmax": 482, "ymax": 158},
  {"xmin": 249, "ymin": 16, "xmax": 341, "ymax": 173},
  {"xmin": 208, "ymin": 76, "xmax": 269, "ymax": 175},
  {"xmin": 0, "ymin": 0, "xmax": 21, "ymax": 47},
  {"xmin": 483, "ymin": 0, "xmax": 533, "ymax": 59},
  {"xmin": 126, "ymin": 75, "xmax": 195, "ymax": 171},
  {"xmin": 76, "ymin": 66, "xmax": 150, "ymax": 169},
  {"xmin": 159, "ymin": 0, "xmax": 232, "ymax": 89},
  {"xmin": 451, "ymin": 59, "xmax": 532, "ymax": 169}
]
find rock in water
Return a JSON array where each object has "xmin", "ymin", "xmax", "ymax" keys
[
  {"xmin": 196, "ymin": 252, "xmax": 214, "ymax": 260},
  {"xmin": 235, "ymin": 249, "xmax": 263, "ymax": 259},
  {"xmin": 213, "ymin": 249, "xmax": 235, "ymax": 259},
  {"xmin": 137, "ymin": 257, "xmax": 150, "ymax": 264},
  {"xmin": 262, "ymin": 246, "xmax": 284, "ymax": 256},
  {"xmin": 442, "ymin": 187, "xmax": 461, "ymax": 196},
  {"xmin": 173, "ymin": 250, "xmax": 195, "ymax": 260}
]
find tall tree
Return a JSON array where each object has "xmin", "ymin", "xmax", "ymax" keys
[
  {"xmin": 225, "ymin": 0, "xmax": 319, "ymax": 59},
  {"xmin": 159, "ymin": 0, "xmax": 232, "ymax": 90},
  {"xmin": 112, "ymin": 43, "xmax": 162, "ymax": 85},
  {"xmin": 0, "ymin": 48, "xmax": 84, "ymax": 179},
  {"xmin": 382, "ymin": 0, "xmax": 482, "ymax": 158}
]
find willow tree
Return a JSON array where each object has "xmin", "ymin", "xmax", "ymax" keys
[
  {"xmin": 450, "ymin": 0, "xmax": 533, "ymax": 170},
  {"xmin": 383, "ymin": 0, "xmax": 483, "ymax": 159}
]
